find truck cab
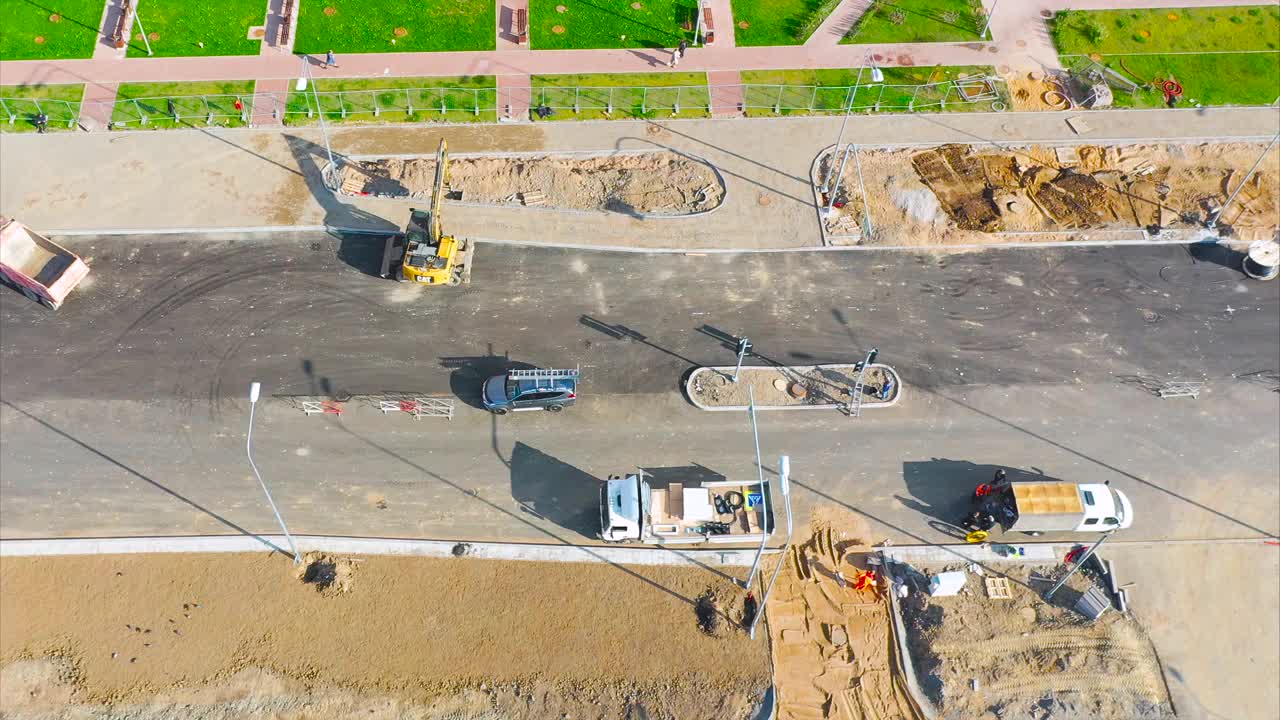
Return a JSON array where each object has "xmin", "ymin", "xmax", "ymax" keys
[{"xmin": 1074, "ymin": 483, "xmax": 1133, "ymax": 531}]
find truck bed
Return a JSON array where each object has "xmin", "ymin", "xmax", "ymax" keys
[
  {"xmin": 1012, "ymin": 482, "xmax": 1084, "ymax": 515},
  {"xmin": 0, "ymin": 219, "xmax": 90, "ymax": 305},
  {"xmin": 647, "ymin": 482, "xmax": 767, "ymax": 539}
]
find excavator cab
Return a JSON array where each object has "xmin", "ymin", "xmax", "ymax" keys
[{"xmin": 379, "ymin": 140, "xmax": 473, "ymax": 286}]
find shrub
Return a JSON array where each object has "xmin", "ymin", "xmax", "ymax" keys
[
  {"xmin": 941, "ymin": 10, "xmax": 958, "ymax": 24},
  {"xmin": 888, "ymin": 8, "xmax": 906, "ymax": 25},
  {"xmin": 1247, "ymin": 8, "xmax": 1260, "ymax": 16},
  {"xmin": 1082, "ymin": 19, "xmax": 1106, "ymax": 43},
  {"xmin": 1132, "ymin": 33, "xmax": 1146, "ymax": 43},
  {"xmin": 1230, "ymin": 15, "xmax": 1244, "ymax": 24},
  {"xmin": 1114, "ymin": 18, "xmax": 1126, "ymax": 29}
]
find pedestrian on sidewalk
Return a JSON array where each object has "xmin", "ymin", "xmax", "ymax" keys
[
  {"xmin": 325, "ymin": 49, "xmax": 336, "ymax": 69},
  {"xmin": 668, "ymin": 38, "xmax": 687, "ymax": 67}
]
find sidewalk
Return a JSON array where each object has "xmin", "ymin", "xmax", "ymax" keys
[
  {"xmin": 0, "ymin": 107, "xmax": 1275, "ymax": 247},
  {"xmin": 0, "ymin": 0, "xmax": 1263, "ymax": 90}
]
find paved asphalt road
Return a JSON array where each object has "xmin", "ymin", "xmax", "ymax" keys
[{"xmin": 1, "ymin": 233, "xmax": 1276, "ymax": 544}]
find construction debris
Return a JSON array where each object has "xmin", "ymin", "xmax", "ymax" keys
[
  {"xmin": 337, "ymin": 151, "xmax": 725, "ymax": 216},
  {"xmin": 825, "ymin": 141, "xmax": 1280, "ymax": 245},
  {"xmin": 895, "ymin": 561, "xmax": 1173, "ymax": 719}
]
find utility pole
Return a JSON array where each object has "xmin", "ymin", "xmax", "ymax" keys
[
  {"xmin": 749, "ymin": 454, "xmax": 793, "ymax": 639},
  {"xmin": 1044, "ymin": 530, "xmax": 1114, "ymax": 600},
  {"xmin": 247, "ymin": 382, "xmax": 301, "ymax": 564},
  {"xmin": 732, "ymin": 337, "xmax": 751, "ymax": 383},
  {"xmin": 1209, "ymin": 132, "xmax": 1278, "ymax": 230},
  {"xmin": 133, "ymin": 1, "xmax": 154, "ymax": 56},
  {"xmin": 741, "ymin": 386, "xmax": 770, "ymax": 591},
  {"xmin": 300, "ymin": 56, "xmax": 338, "ymax": 189},
  {"xmin": 981, "ymin": 0, "xmax": 1000, "ymax": 41}
]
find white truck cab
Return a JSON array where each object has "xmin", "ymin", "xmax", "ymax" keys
[{"xmin": 1074, "ymin": 483, "xmax": 1134, "ymax": 531}]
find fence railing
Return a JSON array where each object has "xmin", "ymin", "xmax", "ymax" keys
[{"xmin": 0, "ymin": 78, "xmax": 1010, "ymax": 131}]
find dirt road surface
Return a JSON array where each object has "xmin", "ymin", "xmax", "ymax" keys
[{"xmin": 0, "ymin": 552, "xmax": 769, "ymax": 719}]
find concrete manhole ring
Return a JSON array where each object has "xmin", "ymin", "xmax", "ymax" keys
[
  {"xmin": 33, "ymin": 36, "xmax": 45, "ymax": 44},
  {"xmin": 631, "ymin": 2, "xmax": 642, "ymax": 8},
  {"xmin": 556, "ymin": 4, "xmax": 567, "ymax": 11},
  {"xmin": 394, "ymin": 27, "xmax": 408, "ymax": 37},
  {"xmin": 772, "ymin": 378, "xmax": 788, "ymax": 391},
  {"xmin": 788, "ymin": 383, "xmax": 807, "ymax": 399},
  {"xmin": 738, "ymin": 20, "xmax": 749, "ymax": 29},
  {"xmin": 323, "ymin": 6, "xmax": 337, "ymax": 15},
  {"xmin": 757, "ymin": 194, "xmax": 772, "ymax": 206},
  {"xmin": 48, "ymin": 13, "xmax": 60, "ymax": 22},
  {"xmin": 552, "ymin": 24, "xmax": 565, "ymax": 33}
]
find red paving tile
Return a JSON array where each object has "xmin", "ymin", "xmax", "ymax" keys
[{"xmin": 708, "ymin": 70, "xmax": 743, "ymax": 117}]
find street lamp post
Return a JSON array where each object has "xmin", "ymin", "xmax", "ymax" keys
[
  {"xmin": 741, "ymin": 386, "xmax": 770, "ymax": 590},
  {"xmin": 749, "ymin": 454, "xmax": 793, "ymax": 639},
  {"xmin": 247, "ymin": 382, "xmax": 301, "ymax": 564},
  {"xmin": 300, "ymin": 57, "xmax": 338, "ymax": 189}
]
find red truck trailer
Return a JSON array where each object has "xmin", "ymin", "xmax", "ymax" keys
[{"xmin": 0, "ymin": 217, "xmax": 90, "ymax": 309}]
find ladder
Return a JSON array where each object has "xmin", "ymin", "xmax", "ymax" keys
[
  {"xmin": 847, "ymin": 348, "xmax": 878, "ymax": 418},
  {"xmin": 508, "ymin": 367, "xmax": 580, "ymax": 381}
]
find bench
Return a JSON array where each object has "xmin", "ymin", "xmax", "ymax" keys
[
  {"xmin": 111, "ymin": 0, "xmax": 132, "ymax": 48},
  {"xmin": 277, "ymin": 0, "xmax": 295, "ymax": 47},
  {"xmin": 513, "ymin": 8, "xmax": 528, "ymax": 44},
  {"xmin": 702, "ymin": 7, "xmax": 714, "ymax": 44}
]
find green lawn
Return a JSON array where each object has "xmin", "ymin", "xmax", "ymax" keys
[
  {"xmin": 294, "ymin": 0, "xmax": 495, "ymax": 54},
  {"xmin": 741, "ymin": 65, "xmax": 1003, "ymax": 116},
  {"xmin": 285, "ymin": 76, "xmax": 498, "ymax": 125},
  {"xmin": 1088, "ymin": 53, "xmax": 1280, "ymax": 108},
  {"xmin": 112, "ymin": 81, "xmax": 257, "ymax": 129},
  {"xmin": 125, "ymin": 0, "xmax": 265, "ymax": 57},
  {"xmin": 731, "ymin": 0, "xmax": 842, "ymax": 46},
  {"xmin": 529, "ymin": 0, "xmax": 694, "ymax": 50},
  {"xmin": 0, "ymin": 0, "xmax": 103, "ymax": 60},
  {"xmin": 0, "ymin": 83, "xmax": 84, "ymax": 132},
  {"xmin": 842, "ymin": 0, "xmax": 986, "ymax": 44},
  {"xmin": 531, "ymin": 72, "xmax": 708, "ymax": 119},
  {"xmin": 1051, "ymin": 6, "xmax": 1280, "ymax": 54}
]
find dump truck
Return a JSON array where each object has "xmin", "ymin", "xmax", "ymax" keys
[
  {"xmin": 960, "ymin": 469, "xmax": 1134, "ymax": 539},
  {"xmin": 0, "ymin": 216, "xmax": 90, "ymax": 309},
  {"xmin": 379, "ymin": 139, "xmax": 474, "ymax": 285},
  {"xmin": 600, "ymin": 470, "xmax": 774, "ymax": 545}
]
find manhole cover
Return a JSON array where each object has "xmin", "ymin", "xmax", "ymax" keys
[
  {"xmin": 631, "ymin": 2, "xmax": 642, "ymax": 8},
  {"xmin": 552, "ymin": 24, "xmax": 565, "ymax": 33},
  {"xmin": 738, "ymin": 20, "xmax": 749, "ymax": 29},
  {"xmin": 48, "ymin": 13, "xmax": 60, "ymax": 22},
  {"xmin": 323, "ymin": 6, "xmax": 337, "ymax": 15},
  {"xmin": 33, "ymin": 35, "xmax": 45, "ymax": 44},
  {"xmin": 788, "ymin": 383, "xmax": 807, "ymax": 399},
  {"xmin": 394, "ymin": 27, "xmax": 407, "ymax": 37},
  {"xmin": 757, "ymin": 194, "xmax": 771, "ymax": 206},
  {"xmin": 556, "ymin": 4, "xmax": 567, "ymax": 11},
  {"xmin": 772, "ymin": 378, "xmax": 787, "ymax": 391}
]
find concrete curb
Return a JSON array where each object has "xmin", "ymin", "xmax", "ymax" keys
[
  {"xmin": 684, "ymin": 363, "xmax": 902, "ymax": 412},
  {"xmin": 43, "ymin": 227, "xmax": 1254, "ymax": 256},
  {"xmin": 0, "ymin": 534, "xmax": 774, "ymax": 566}
]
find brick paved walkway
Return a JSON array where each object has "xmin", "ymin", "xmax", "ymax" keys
[{"xmin": 0, "ymin": 0, "xmax": 1268, "ymax": 116}]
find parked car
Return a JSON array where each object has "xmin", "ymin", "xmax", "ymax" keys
[{"xmin": 482, "ymin": 367, "xmax": 579, "ymax": 414}]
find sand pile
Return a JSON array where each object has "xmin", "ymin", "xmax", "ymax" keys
[
  {"xmin": 764, "ymin": 507, "xmax": 921, "ymax": 720},
  {"xmin": 0, "ymin": 552, "xmax": 769, "ymax": 719},
  {"xmin": 341, "ymin": 151, "xmax": 724, "ymax": 216}
]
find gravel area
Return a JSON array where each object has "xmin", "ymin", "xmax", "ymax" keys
[{"xmin": 688, "ymin": 365, "xmax": 897, "ymax": 408}]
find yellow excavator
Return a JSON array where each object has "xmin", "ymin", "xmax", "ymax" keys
[{"xmin": 379, "ymin": 139, "xmax": 473, "ymax": 285}]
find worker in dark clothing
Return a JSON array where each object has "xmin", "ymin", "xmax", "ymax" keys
[{"xmin": 34, "ymin": 112, "xmax": 48, "ymax": 134}]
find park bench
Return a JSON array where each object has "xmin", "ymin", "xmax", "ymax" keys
[
  {"xmin": 277, "ymin": 0, "xmax": 295, "ymax": 47},
  {"xmin": 513, "ymin": 8, "xmax": 528, "ymax": 45},
  {"xmin": 111, "ymin": 0, "xmax": 133, "ymax": 48},
  {"xmin": 702, "ymin": 6, "xmax": 715, "ymax": 44}
]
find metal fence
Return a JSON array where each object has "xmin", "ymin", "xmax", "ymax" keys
[{"xmin": 0, "ymin": 78, "xmax": 1010, "ymax": 131}]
